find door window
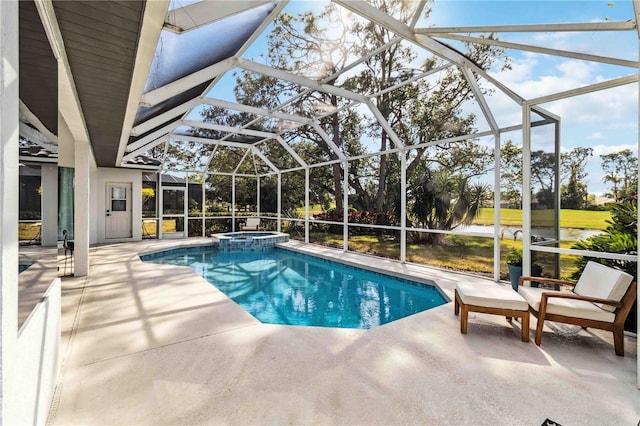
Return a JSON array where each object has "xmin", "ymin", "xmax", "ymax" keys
[{"xmin": 111, "ymin": 187, "xmax": 127, "ymax": 211}]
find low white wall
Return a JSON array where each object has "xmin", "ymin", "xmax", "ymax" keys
[
  {"xmin": 11, "ymin": 278, "xmax": 61, "ymax": 425},
  {"xmin": 95, "ymin": 168, "xmax": 143, "ymax": 244}
]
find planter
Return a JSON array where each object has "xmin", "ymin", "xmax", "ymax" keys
[{"xmin": 507, "ymin": 263, "xmax": 522, "ymax": 291}]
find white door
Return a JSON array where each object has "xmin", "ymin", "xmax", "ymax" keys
[{"xmin": 106, "ymin": 183, "xmax": 132, "ymax": 238}]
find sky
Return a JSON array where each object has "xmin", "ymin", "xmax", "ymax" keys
[
  {"xmin": 264, "ymin": 1, "xmax": 636, "ymax": 195},
  {"xmin": 426, "ymin": 0, "xmax": 638, "ymax": 196},
  {"xmin": 174, "ymin": 0, "xmax": 638, "ymax": 196}
]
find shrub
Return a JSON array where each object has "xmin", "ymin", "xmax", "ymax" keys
[
  {"xmin": 571, "ymin": 203, "xmax": 637, "ymax": 332},
  {"xmin": 505, "ymin": 248, "xmax": 522, "ymax": 266}
]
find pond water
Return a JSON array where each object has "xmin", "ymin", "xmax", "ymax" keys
[{"xmin": 453, "ymin": 225, "xmax": 602, "ymax": 241}]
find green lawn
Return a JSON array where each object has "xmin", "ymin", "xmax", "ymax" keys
[
  {"xmin": 308, "ymin": 232, "xmax": 581, "ymax": 279},
  {"xmin": 295, "ymin": 206, "xmax": 608, "ymax": 279},
  {"xmin": 296, "ymin": 204, "xmax": 327, "ymax": 216},
  {"xmin": 297, "ymin": 206, "xmax": 610, "ymax": 230},
  {"xmin": 474, "ymin": 208, "xmax": 610, "ymax": 230},
  {"xmin": 143, "ymin": 204, "xmax": 606, "ymax": 279},
  {"xmin": 19, "ymin": 223, "xmax": 41, "ymax": 241}
]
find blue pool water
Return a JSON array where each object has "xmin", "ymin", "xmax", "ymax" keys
[{"xmin": 141, "ymin": 247, "xmax": 447, "ymax": 329}]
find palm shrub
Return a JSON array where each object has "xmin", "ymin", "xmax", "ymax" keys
[
  {"xmin": 408, "ymin": 167, "xmax": 490, "ymax": 244},
  {"xmin": 283, "ymin": 209, "xmax": 304, "ymax": 237},
  {"xmin": 570, "ymin": 203, "xmax": 637, "ymax": 332}
]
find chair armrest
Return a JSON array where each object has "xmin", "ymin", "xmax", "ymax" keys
[
  {"xmin": 518, "ymin": 276, "xmax": 575, "ymax": 288},
  {"xmin": 540, "ymin": 291, "xmax": 623, "ymax": 309}
]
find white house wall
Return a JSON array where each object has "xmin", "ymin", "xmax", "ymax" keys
[
  {"xmin": 95, "ymin": 168, "xmax": 143, "ymax": 244},
  {"xmin": 13, "ymin": 279, "xmax": 61, "ymax": 425},
  {"xmin": 57, "ymin": 112, "xmax": 74, "ymax": 168},
  {"xmin": 90, "ymin": 165, "xmax": 98, "ymax": 245},
  {"xmin": 0, "ymin": 1, "xmax": 19, "ymax": 422}
]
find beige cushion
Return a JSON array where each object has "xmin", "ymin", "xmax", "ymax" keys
[
  {"xmin": 518, "ymin": 286, "xmax": 615, "ymax": 323},
  {"xmin": 456, "ymin": 282, "xmax": 528, "ymax": 311},
  {"xmin": 573, "ymin": 261, "xmax": 633, "ymax": 312},
  {"xmin": 241, "ymin": 217, "xmax": 260, "ymax": 230}
]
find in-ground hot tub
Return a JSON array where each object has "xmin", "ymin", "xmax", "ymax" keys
[{"xmin": 212, "ymin": 231, "xmax": 289, "ymax": 251}]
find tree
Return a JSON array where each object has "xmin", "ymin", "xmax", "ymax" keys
[
  {"xmin": 261, "ymin": 6, "xmax": 357, "ymax": 212},
  {"xmin": 499, "ymin": 140, "xmax": 522, "ymax": 208},
  {"xmin": 199, "ymin": 0, "xmax": 506, "ymax": 233},
  {"xmin": 347, "ymin": 1, "xmax": 508, "ymax": 212},
  {"xmin": 530, "ymin": 150, "xmax": 556, "ymax": 209},
  {"xmin": 601, "ymin": 149, "xmax": 637, "ymax": 204},
  {"xmin": 560, "ymin": 147, "xmax": 592, "ymax": 209}
]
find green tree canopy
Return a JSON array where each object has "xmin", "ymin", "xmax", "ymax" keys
[
  {"xmin": 560, "ymin": 147, "xmax": 592, "ymax": 209},
  {"xmin": 601, "ymin": 149, "xmax": 637, "ymax": 204}
]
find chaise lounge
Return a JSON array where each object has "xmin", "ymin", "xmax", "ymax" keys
[
  {"xmin": 517, "ymin": 261, "xmax": 636, "ymax": 356},
  {"xmin": 240, "ymin": 217, "xmax": 260, "ymax": 231}
]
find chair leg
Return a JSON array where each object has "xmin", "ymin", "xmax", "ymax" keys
[
  {"xmin": 460, "ymin": 305, "xmax": 469, "ymax": 334},
  {"xmin": 521, "ymin": 312, "xmax": 530, "ymax": 342},
  {"xmin": 454, "ymin": 290, "xmax": 460, "ymax": 316},
  {"xmin": 535, "ymin": 298, "xmax": 548, "ymax": 346},
  {"xmin": 534, "ymin": 316, "xmax": 544, "ymax": 346},
  {"xmin": 613, "ymin": 326, "xmax": 624, "ymax": 356}
]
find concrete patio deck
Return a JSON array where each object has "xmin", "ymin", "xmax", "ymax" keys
[{"xmin": 47, "ymin": 239, "xmax": 638, "ymax": 425}]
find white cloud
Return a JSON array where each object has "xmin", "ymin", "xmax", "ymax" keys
[
  {"xmin": 590, "ymin": 143, "xmax": 637, "ymax": 157},
  {"xmin": 484, "ymin": 54, "xmax": 638, "ymax": 137},
  {"xmin": 500, "ymin": 53, "xmax": 537, "ymax": 84},
  {"xmin": 524, "ymin": 28, "xmax": 636, "ymax": 61},
  {"xmin": 556, "ymin": 60, "xmax": 594, "ymax": 81},
  {"xmin": 587, "ymin": 132, "xmax": 605, "ymax": 140}
]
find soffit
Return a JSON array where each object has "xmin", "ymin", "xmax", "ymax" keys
[
  {"xmin": 19, "ymin": 0, "xmax": 58, "ymax": 136},
  {"xmin": 53, "ymin": 0, "xmax": 145, "ymax": 167}
]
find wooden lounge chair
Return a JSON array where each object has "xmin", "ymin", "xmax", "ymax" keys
[
  {"xmin": 517, "ymin": 261, "xmax": 636, "ymax": 356},
  {"xmin": 240, "ymin": 217, "xmax": 260, "ymax": 231}
]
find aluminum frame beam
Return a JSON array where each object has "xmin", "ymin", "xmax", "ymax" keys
[
  {"xmin": 415, "ymin": 21, "xmax": 636, "ymax": 34},
  {"xmin": 528, "ymin": 74, "xmax": 638, "ymax": 105},
  {"xmin": 182, "ymin": 120, "xmax": 276, "ymax": 139},
  {"xmin": 190, "ymin": 0, "xmax": 288, "ymax": 127},
  {"xmin": 202, "ymin": 98, "xmax": 313, "ymax": 125},
  {"xmin": 122, "ymin": 135, "xmax": 168, "ymax": 162},
  {"xmin": 126, "ymin": 121, "xmax": 181, "ymax": 152},
  {"xmin": 116, "ymin": 0, "xmax": 169, "ymax": 166},
  {"xmin": 174, "ymin": 134, "xmax": 259, "ymax": 150},
  {"xmin": 461, "ymin": 67, "xmax": 499, "ymax": 133},
  {"xmin": 19, "ymin": 100, "xmax": 58, "ymax": 144},
  {"xmin": 139, "ymin": 58, "xmax": 236, "ymax": 107},
  {"xmin": 18, "ymin": 122, "xmax": 57, "ymax": 151},
  {"xmin": 335, "ymin": 0, "xmax": 526, "ymax": 106},
  {"xmin": 164, "ymin": 1, "xmax": 273, "ymax": 34},
  {"xmin": 433, "ymin": 33, "xmax": 639, "ymax": 69},
  {"xmin": 130, "ymin": 99, "xmax": 199, "ymax": 137},
  {"xmin": 237, "ymin": 58, "xmax": 370, "ymax": 105}
]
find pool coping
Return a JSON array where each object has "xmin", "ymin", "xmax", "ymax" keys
[
  {"xmin": 49, "ymin": 238, "xmax": 639, "ymax": 425},
  {"xmin": 276, "ymin": 240, "xmax": 500, "ymax": 303},
  {"xmin": 138, "ymin": 240, "xmax": 451, "ymax": 327}
]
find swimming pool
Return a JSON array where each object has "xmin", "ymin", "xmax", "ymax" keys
[{"xmin": 141, "ymin": 247, "xmax": 447, "ymax": 329}]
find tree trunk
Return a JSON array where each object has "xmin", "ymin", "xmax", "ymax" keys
[
  {"xmin": 376, "ymin": 132, "xmax": 388, "ymax": 212},
  {"xmin": 331, "ymin": 96, "xmax": 343, "ymax": 211}
]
